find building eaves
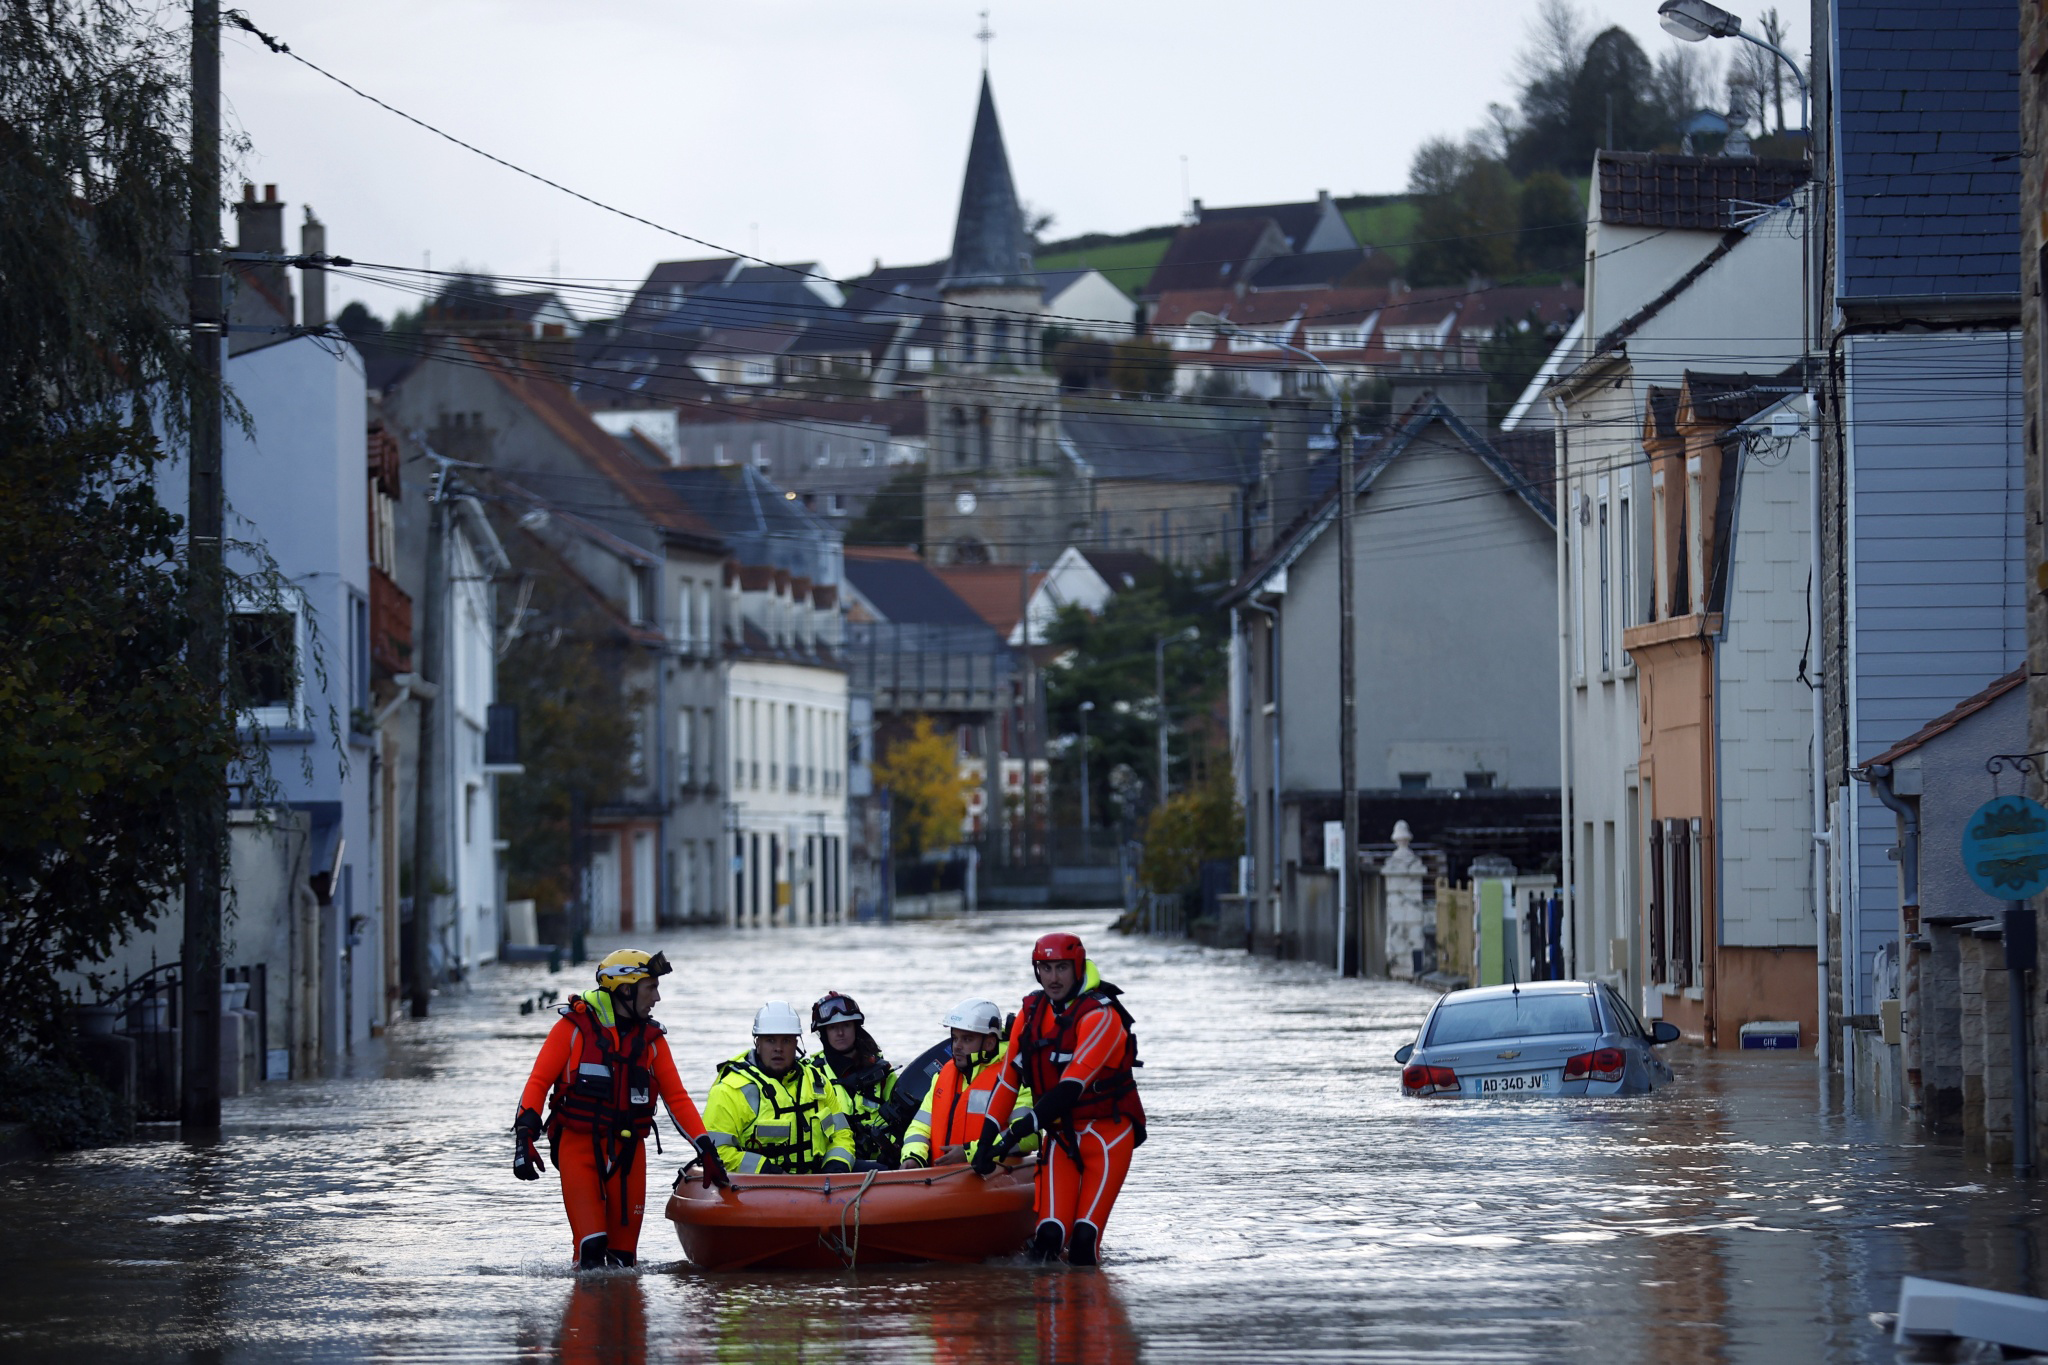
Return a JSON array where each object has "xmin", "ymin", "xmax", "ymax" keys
[
  {"xmin": 1861, "ymin": 668, "xmax": 2025, "ymax": 769},
  {"xmin": 1591, "ymin": 229, "xmax": 1745, "ymax": 356}
]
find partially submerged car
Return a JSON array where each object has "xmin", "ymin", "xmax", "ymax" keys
[{"xmin": 1394, "ymin": 979, "xmax": 1680, "ymax": 1098}]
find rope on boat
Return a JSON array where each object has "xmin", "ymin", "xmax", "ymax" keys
[{"xmin": 817, "ymin": 1166, "xmax": 881, "ymax": 1268}]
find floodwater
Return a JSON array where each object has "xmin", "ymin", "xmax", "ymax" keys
[{"xmin": 0, "ymin": 910, "xmax": 2042, "ymax": 1364}]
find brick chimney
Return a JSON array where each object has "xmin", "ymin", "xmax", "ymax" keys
[
  {"xmin": 300, "ymin": 206, "xmax": 327, "ymax": 329},
  {"xmin": 229, "ymin": 184, "xmax": 293, "ymax": 349}
]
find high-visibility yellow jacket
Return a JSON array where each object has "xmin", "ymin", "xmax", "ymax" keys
[
  {"xmin": 802, "ymin": 1052, "xmax": 901, "ymax": 1165},
  {"xmin": 702, "ymin": 1050, "xmax": 854, "ymax": 1175},
  {"xmin": 899, "ymin": 1047, "xmax": 1033, "ymax": 1165}
]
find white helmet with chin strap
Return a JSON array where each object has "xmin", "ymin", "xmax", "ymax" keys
[
  {"xmin": 752, "ymin": 1000, "xmax": 804, "ymax": 1037},
  {"xmin": 942, "ymin": 998, "xmax": 1003, "ymax": 1036}
]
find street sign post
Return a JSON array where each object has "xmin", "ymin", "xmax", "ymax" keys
[{"xmin": 1960, "ymin": 794, "xmax": 2046, "ymax": 1174}]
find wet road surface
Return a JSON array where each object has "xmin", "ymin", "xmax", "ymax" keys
[{"xmin": 0, "ymin": 909, "xmax": 2042, "ymax": 1363}]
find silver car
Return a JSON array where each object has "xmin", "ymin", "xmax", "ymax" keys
[{"xmin": 1393, "ymin": 979, "xmax": 1680, "ymax": 1098}]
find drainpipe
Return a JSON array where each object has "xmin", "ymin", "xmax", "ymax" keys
[
  {"xmin": 1247, "ymin": 595, "xmax": 1282, "ymax": 950},
  {"xmin": 1550, "ymin": 395, "xmax": 1577, "ymax": 989},
  {"xmin": 1807, "ymin": 400, "xmax": 1830, "ymax": 1074},
  {"xmin": 1859, "ymin": 764, "xmax": 1918, "ymax": 918}
]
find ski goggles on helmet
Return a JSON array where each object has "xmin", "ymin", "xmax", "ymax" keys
[{"xmin": 811, "ymin": 992, "xmax": 864, "ymax": 1030}]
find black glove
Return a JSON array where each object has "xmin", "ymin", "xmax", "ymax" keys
[
  {"xmin": 694, "ymin": 1134, "xmax": 730, "ymax": 1189},
  {"xmin": 1031, "ymin": 1079, "xmax": 1084, "ymax": 1128},
  {"xmin": 822, "ymin": 1154, "xmax": 853, "ymax": 1174},
  {"xmin": 969, "ymin": 1117, "xmax": 1003, "ymax": 1176},
  {"xmin": 513, "ymin": 1109, "xmax": 545, "ymax": 1181},
  {"xmin": 901, "ymin": 1153, "xmax": 928, "ymax": 1170}
]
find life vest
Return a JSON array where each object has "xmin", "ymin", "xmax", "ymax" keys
[
  {"xmin": 928, "ymin": 1052, "xmax": 997, "ymax": 1151},
  {"xmin": 806, "ymin": 1050, "xmax": 900, "ymax": 1164},
  {"xmin": 1017, "ymin": 973, "xmax": 1146, "ymax": 1141},
  {"xmin": 545, "ymin": 990, "xmax": 659, "ymax": 1144},
  {"xmin": 713, "ymin": 1052, "xmax": 844, "ymax": 1174}
]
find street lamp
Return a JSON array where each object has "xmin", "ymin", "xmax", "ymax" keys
[
  {"xmin": 1186, "ymin": 309, "xmax": 1365, "ymax": 975},
  {"xmin": 1155, "ymin": 626, "xmax": 1201, "ymax": 806},
  {"xmin": 1077, "ymin": 700, "xmax": 1095, "ymax": 855},
  {"xmin": 1657, "ymin": 0, "xmax": 1809, "ymax": 134}
]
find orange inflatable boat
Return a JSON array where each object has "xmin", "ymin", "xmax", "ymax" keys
[{"xmin": 665, "ymin": 1162, "xmax": 1036, "ymax": 1271}]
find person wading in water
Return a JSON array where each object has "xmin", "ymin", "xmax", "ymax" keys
[{"xmin": 513, "ymin": 950, "xmax": 728, "ymax": 1268}]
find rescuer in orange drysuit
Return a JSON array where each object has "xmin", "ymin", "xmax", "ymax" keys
[
  {"xmin": 513, "ymin": 949, "xmax": 729, "ymax": 1269},
  {"xmin": 973, "ymin": 932, "xmax": 1145, "ymax": 1266}
]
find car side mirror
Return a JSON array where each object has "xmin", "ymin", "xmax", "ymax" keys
[
  {"xmin": 1393, "ymin": 1043, "xmax": 1414, "ymax": 1065},
  {"xmin": 1650, "ymin": 1021, "xmax": 1681, "ymax": 1045}
]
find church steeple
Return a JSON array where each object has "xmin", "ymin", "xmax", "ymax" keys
[{"xmin": 943, "ymin": 75, "xmax": 1032, "ymax": 289}]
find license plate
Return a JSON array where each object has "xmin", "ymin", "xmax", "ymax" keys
[{"xmin": 1472, "ymin": 1072, "xmax": 1551, "ymax": 1095}]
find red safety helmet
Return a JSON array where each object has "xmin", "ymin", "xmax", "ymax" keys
[{"xmin": 1032, "ymin": 932, "xmax": 1085, "ymax": 966}]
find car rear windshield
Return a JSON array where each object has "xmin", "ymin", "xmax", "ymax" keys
[{"xmin": 1427, "ymin": 993, "xmax": 1600, "ymax": 1046}]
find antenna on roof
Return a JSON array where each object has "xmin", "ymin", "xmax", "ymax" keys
[{"xmin": 976, "ymin": 9, "xmax": 994, "ymax": 71}]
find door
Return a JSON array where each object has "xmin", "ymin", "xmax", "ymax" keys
[
  {"xmin": 631, "ymin": 830, "xmax": 655, "ymax": 931},
  {"xmin": 588, "ymin": 834, "xmax": 620, "ymax": 934}
]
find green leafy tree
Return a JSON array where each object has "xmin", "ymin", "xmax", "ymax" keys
[
  {"xmin": 1515, "ymin": 170, "xmax": 1584, "ymax": 276},
  {"xmin": 1406, "ymin": 142, "xmax": 1521, "ymax": 286},
  {"xmin": 846, "ymin": 467, "xmax": 925, "ymax": 548},
  {"xmin": 0, "ymin": 2, "xmax": 261, "ymax": 1061},
  {"xmin": 1043, "ymin": 561, "xmax": 1228, "ymax": 829},
  {"xmin": 494, "ymin": 543, "xmax": 644, "ymax": 915},
  {"xmin": 1107, "ymin": 338, "xmax": 1175, "ymax": 395},
  {"xmin": 873, "ymin": 716, "xmax": 974, "ymax": 859},
  {"xmin": 1138, "ymin": 771, "xmax": 1245, "ymax": 895}
]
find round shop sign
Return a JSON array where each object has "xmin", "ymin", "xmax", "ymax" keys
[{"xmin": 1960, "ymin": 795, "xmax": 2048, "ymax": 900}]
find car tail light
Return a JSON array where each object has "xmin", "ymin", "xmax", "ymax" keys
[
  {"xmin": 1402, "ymin": 1063, "xmax": 1460, "ymax": 1096},
  {"xmin": 1563, "ymin": 1048, "xmax": 1627, "ymax": 1083}
]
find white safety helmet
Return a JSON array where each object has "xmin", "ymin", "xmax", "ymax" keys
[
  {"xmin": 752, "ymin": 1000, "xmax": 804, "ymax": 1037},
  {"xmin": 942, "ymin": 998, "xmax": 1004, "ymax": 1036}
]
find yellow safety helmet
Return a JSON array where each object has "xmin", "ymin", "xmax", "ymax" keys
[{"xmin": 594, "ymin": 949, "xmax": 671, "ymax": 990}]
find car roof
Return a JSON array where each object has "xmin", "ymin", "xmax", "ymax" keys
[{"xmin": 1437, "ymin": 980, "xmax": 1599, "ymax": 1004}]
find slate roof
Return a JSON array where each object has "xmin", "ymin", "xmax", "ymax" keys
[
  {"xmin": 1197, "ymin": 198, "xmax": 1356, "ymax": 252},
  {"xmin": 1077, "ymin": 548, "xmax": 1159, "ymax": 590},
  {"xmin": 656, "ymin": 464, "xmax": 835, "ymax": 582},
  {"xmin": 1142, "ymin": 218, "xmax": 1288, "ymax": 297},
  {"xmin": 843, "ymin": 549, "xmax": 990, "ymax": 626},
  {"xmin": 1646, "ymin": 386, "xmax": 1680, "ymax": 441},
  {"xmin": 1248, "ymin": 248, "xmax": 1369, "ymax": 291},
  {"xmin": 626, "ymin": 257, "xmax": 743, "ymax": 319},
  {"xmin": 1226, "ymin": 398, "xmax": 1554, "ymax": 603},
  {"xmin": 944, "ymin": 76, "xmax": 1033, "ymax": 290},
  {"xmin": 1834, "ymin": 0, "xmax": 2019, "ymax": 301},
  {"xmin": 1596, "ymin": 151, "xmax": 1809, "ymax": 229},
  {"xmin": 1679, "ymin": 368, "xmax": 1803, "ymax": 425},
  {"xmin": 1058, "ymin": 401, "xmax": 1266, "ymax": 484}
]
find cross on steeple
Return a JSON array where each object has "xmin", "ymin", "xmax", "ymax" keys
[{"xmin": 976, "ymin": 10, "xmax": 993, "ymax": 71}]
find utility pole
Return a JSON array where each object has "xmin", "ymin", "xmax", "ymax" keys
[
  {"xmin": 410, "ymin": 467, "xmax": 447, "ymax": 1017},
  {"xmin": 1338, "ymin": 411, "xmax": 1363, "ymax": 977},
  {"xmin": 1018, "ymin": 563, "xmax": 1034, "ymax": 865},
  {"xmin": 1155, "ymin": 634, "xmax": 1170, "ymax": 807},
  {"xmin": 180, "ymin": 0, "xmax": 225, "ymax": 1133},
  {"xmin": 1078, "ymin": 700, "xmax": 1095, "ymax": 858}
]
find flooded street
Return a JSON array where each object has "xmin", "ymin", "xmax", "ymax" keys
[{"xmin": 1, "ymin": 909, "xmax": 2042, "ymax": 1363}]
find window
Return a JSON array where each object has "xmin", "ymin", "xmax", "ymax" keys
[
  {"xmin": 1685, "ymin": 458, "xmax": 1704, "ymax": 616},
  {"xmin": 1464, "ymin": 771, "xmax": 1495, "ymax": 790},
  {"xmin": 676, "ymin": 580, "xmax": 694, "ymax": 651},
  {"xmin": 625, "ymin": 567, "xmax": 653, "ymax": 625},
  {"xmin": 786, "ymin": 705, "xmax": 799, "ymax": 792},
  {"xmin": 628, "ymin": 707, "xmax": 648, "ymax": 780},
  {"xmin": 1597, "ymin": 493, "xmax": 1611, "ymax": 672},
  {"xmin": 677, "ymin": 707, "xmax": 694, "ymax": 787},
  {"xmin": 991, "ymin": 319, "xmax": 1011, "ymax": 364},
  {"xmin": 1617, "ymin": 495, "xmax": 1634, "ymax": 666},
  {"xmin": 349, "ymin": 591, "xmax": 370, "ymax": 725},
  {"xmin": 464, "ymin": 783, "xmax": 478, "ymax": 845},
  {"xmin": 1398, "ymin": 772, "xmax": 1430, "ymax": 790},
  {"xmin": 860, "ymin": 443, "xmax": 877, "ymax": 467},
  {"xmin": 766, "ymin": 701, "xmax": 777, "ymax": 787},
  {"xmin": 1569, "ymin": 490, "xmax": 1585, "ymax": 679},
  {"xmin": 828, "ymin": 493, "xmax": 846, "ymax": 516},
  {"xmin": 231, "ymin": 606, "xmax": 300, "ymax": 728},
  {"xmin": 1427, "ymin": 993, "xmax": 1599, "ymax": 1045},
  {"xmin": 712, "ymin": 442, "xmax": 728, "ymax": 466},
  {"xmin": 815, "ymin": 443, "xmax": 831, "ymax": 467},
  {"xmin": 752, "ymin": 440, "xmax": 770, "ymax": 474},
  {"xmin": 1650, "ymin": 474, "xmax": 1669, "ymax": 620}
]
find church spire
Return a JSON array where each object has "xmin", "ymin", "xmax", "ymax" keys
[{"xmin": 943, "ymin": 74, "xmax": 1032, "ymax": 290}]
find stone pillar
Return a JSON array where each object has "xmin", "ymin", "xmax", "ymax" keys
[
  {"xmin": 1960, "ymin": 933, "xmax": 1987, "ymax": 1150},
  {"xmin": 1382, "ymin": 821, "xmax": 1427, "ymax": 979}
]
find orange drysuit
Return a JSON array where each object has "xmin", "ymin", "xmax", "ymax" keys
[
  {"xmin": 517, "ymin": 990, "xmax": 708, "ymax": 1267},
  {"xmin": 987, "ymin": 966, "xmax": 1144, "ymax": 1255}
]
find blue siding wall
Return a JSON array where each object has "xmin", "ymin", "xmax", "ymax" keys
[
  {"xmin": 1833, "ymin": 0, "xmax": 2018, "ymax": 300},
  {"xmin": 1849, "ymin": 331, "xmax": 2024, "ymax": 1011}
]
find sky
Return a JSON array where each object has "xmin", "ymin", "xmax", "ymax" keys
[{"xmin": 216, "ymin": 1, "xmax": 1802, "ymax": 324}]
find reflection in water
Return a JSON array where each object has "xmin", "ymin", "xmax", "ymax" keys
[
  {"xmin": 0, "ymin": 910, "xmax": 2044, "ymax": 1363},
  {"xmin": 552, "ymin": 1274, "xmax": 647, "ymax": 1365}
]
